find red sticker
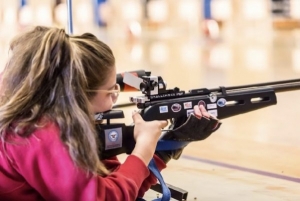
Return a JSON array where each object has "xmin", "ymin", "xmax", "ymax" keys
[{"xmin": 198, "ymin": 100, "xmax": 206, "ymax": 108}]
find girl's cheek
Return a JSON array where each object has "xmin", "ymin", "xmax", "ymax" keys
[
  {"xmin": 98, "ymin": 97, "xmax": 114, "ymax": 112},
  {"xmin": 106, "ymin": 99, "xmax": 114, "ymax": 111}
]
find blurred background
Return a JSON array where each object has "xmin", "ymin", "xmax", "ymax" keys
[
  {"xmin": 1, "ymin": 0, "xmax": 300, "ymax": 200},
  {"xmin": 1, "ymin": 0, "xmax": 300, "ymax": 80}
]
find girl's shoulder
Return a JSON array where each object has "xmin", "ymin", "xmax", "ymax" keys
[
  {"xmin": 3, "ymin": 119, "xmax": 62, "ymax": 149},
  {"xmin": 2, "ymin": 119, "xmax": 68, "ymax": 169}
]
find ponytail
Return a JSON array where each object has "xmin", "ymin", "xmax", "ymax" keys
[{"xmin": 0, "ymin": 26, "xmax": 114, "ymax": 175}]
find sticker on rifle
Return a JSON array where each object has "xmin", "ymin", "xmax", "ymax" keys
[
  {"xmin": 217, "ymin": 98, "xmax": 226, "ymax": 107},
  {"xmin": 207, "ymin": 103, "xmax": 217, "ymax": 109},
  {"xmin": 104, "ymin": 128, "xmax": 122, "ymax": 150},
  {"xmin": 209, "ymin": 93, "xmax": 217, "ymax": 103},
  {"xmin": 171, "ymin": 103, "xmax": 182, "ymax": 112},
  {"xmin": 108, "ymin": 130, "xmax": 119, "ymax": 142},
  {"xmin": 159, "ymin": 106, "xmax": 168, "ymax": 113},
  {"xmin": 198, "ymin": 100, "xmax": 206, "ymax": 108},
  {"xmin": 183, "ymin": 102, "xmax": 192, "ymax": 109},
  {"xmin": 186, "ymin": 109, "xmax": 194, "ymax": 117},
  {"xmin": 208, "ymin": 109, "xmax": 218, "ymax": 117}
]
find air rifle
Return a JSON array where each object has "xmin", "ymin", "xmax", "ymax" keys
[{"xmin": 97, "ymin": 70, "xmax": 300, "ymax": 159}]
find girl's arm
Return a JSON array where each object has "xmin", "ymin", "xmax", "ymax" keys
[{"xmin": 4, "ymin": 122, "xmax": 151, "ymax": 201}]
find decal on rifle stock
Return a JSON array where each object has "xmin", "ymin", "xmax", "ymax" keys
[
  {"xmin": 207, "ymin": 103, "xmax": 217, "ymax": 109},
  {"xmin": 198, "ymin": 100, "xmax": 206, "ymax": 108},
  {"xmin": 186, "ymin": 109, "xmax": 194, "ymax": 117},
  {"xmin": 171, "ymin": 103, "xmax": 182, "ymax": 112},
  {"xmin": 183, "ymin": 101, "xmax": 192, "ymax": 109},
  {"xmin": 208, "ymin": 109, "xmax": 218, "ymax": 117},
  {"xmin": 104, "ymin": 128, "xmax": 122, "ymax": 150},
  {"xmin": 159, "ymin": 106, "xmax": 168, "ymax": 113},
  {"xmin": 217, "ymin": 98, "xmax": 227, "ymax": 107},
  {"xmin": 209, "ymin": 93, "xmax": 217, "ymax": 103}
]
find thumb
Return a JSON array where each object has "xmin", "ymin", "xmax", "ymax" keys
[
  {"xmin": 132, "ymin": 110, "xmax": 143, "ymax": 123},
  {"xmin": 159, "ymin": 120, "xmax": 168, "ymax": 129}
]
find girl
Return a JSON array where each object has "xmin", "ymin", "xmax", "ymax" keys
[
  {"xmin": 0, "ymin": 26, "xmax": 215, "ymax": 200},
  {"xmin": 0, "ymin": 26, "xmax": 169, "ymax": 201}
]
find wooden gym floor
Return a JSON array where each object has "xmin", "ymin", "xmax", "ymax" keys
[{"xmin": 1, "ymin": 24, "xmax": 300, "ymax": 201}]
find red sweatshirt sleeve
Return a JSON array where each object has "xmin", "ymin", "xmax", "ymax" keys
[
  {"xmin": 97, "ymin": 152, "xmax": 167, "ymax": 198},
  {"xmin": 101, "ymin": 156, "xmax": 121, "ymax": 171},
  {"xmin": 2, "ymin": 122, "xmax": 150, "ymax": 201}
]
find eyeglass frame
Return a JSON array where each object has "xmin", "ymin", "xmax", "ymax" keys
[{"xmin": 86, "ymin": 83, "xmax": 120, "ymax": 103}]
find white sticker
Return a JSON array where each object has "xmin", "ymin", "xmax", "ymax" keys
[
  {"xmin": 207, "ymin": 103, "xmax": 217, "ymax": 109},
  {"xmin": 209, "ymin": 93, "xmax": 217, "ymax": 103},
  {"xmin": 208, "ymin": 109, "xmax": 218, "ymax": 117},
  {"xmin": 183, "ymin": 102, "xmax": 192, "ymax": 109},
  {"xmin": 159, "ymin": 106, "xmax": 168, "ymax": 113},
  {"xmin": 186, "ymin": 109, "xmax": 194, "ymax": 117}
]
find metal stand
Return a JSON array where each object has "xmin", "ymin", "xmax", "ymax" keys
[{"xmin": 151, "ymin": 183, "xmax": 188, "ymax": 201}]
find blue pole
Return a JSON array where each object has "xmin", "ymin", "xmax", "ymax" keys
[
  {"xmin": 20, "ymin": 0, "xmax": 27, "ymax": 7},
  {"xmin": 67, "ymin": 0, "xmax": 73, "ymax": 34},
  {"xmin": 93, "ymin": 0, "xmax": 107, "ymax": 26},
  {"xmin": 204, "ymin": 0, "xmax": 212, "ymax": 19}
]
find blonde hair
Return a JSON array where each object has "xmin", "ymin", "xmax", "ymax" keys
[{"xmin": 0, "ymin": 26, "xmax": 115, "ymax": 175}]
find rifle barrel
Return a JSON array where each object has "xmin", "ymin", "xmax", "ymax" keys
[
  {"xmin": 270, "ymin": 83, "xmax": 300, "ymax": 93},
  {"xmin": 211, "ymin": 78, "xmax": 300, "ymax": 93}
]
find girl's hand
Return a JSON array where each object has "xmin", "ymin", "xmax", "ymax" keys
[
  {"xmin": 194, "ymin": 105, "xmax": 211, "ymax": 119},
  {"xmin": 131, "ymin": 111, "xmax": 168, "ymax": 165}
]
